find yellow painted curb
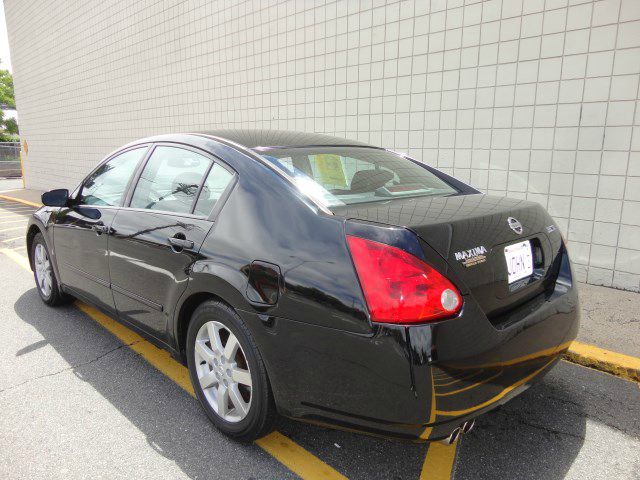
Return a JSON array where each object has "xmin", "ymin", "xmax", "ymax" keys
[
  {"xmin": 0, "ymin": 194, "xmax": 42, "ymax": 208},
  {"xmin": 565, "ymin": 341, "xmax": 640, "ymax": 382}
]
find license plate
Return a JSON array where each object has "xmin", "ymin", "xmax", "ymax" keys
[{"xmin": 504, "ymin": 240, "xmax": 533, "ymax": 284}]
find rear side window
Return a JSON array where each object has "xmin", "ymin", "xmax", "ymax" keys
[
  {"xmin": 258, "ymin": 147, "xmax": 457, "ymax": 207},
  {"xmin": 130, "ymin": 146, "xmax": 211, "ymax": 214},
  {"xmin": 193, "ymin": 163, "xmax": 234, "ymax": 216},
  {"xmin": 79, "ymin": 147, "xmax": 147, "ymax": 206}
]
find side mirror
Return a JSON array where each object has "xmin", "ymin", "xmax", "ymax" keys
[{"xmin": 41, "ymin": 189, "xmax": 70, "ymax": 207}]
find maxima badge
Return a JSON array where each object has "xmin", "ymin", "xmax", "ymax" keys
[{"xmin": 454, "ymin": 245, "xmax": 488, "ymax": 268}]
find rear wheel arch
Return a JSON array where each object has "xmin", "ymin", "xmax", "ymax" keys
[
  {"xmin": 176, "ymin": 291, "xmax": 231, "ymax": 360},
  {"xmin": 174, "ymin": 267, "xmax": 257, "ymax": 359}
]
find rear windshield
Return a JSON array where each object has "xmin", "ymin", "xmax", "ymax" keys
[{"xmin": 255, "ymin": 147, "xmax": 457, "ymax": 207}]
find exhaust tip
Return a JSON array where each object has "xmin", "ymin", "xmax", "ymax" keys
[
  {"xmin": 461, "ymin": 419, "xmax": 475, "ymax": 434},
  {"xmin": 440, "ymin": 427, "xmax": 460, "ymax": 445}
]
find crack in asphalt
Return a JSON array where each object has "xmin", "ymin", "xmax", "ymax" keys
[
  {"xmin": 496, "ymin": 410, "xmax": 586, "ymax": 441},
  {"xmin": 0, "ymin": 340, "xmax": 141, "ymax": 395},
  {"xmin": 490, "ymin": 391, "xmax": 639, "ymax": 440}
]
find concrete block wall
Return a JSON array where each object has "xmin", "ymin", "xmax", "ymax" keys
[{"xmin": 5, "ymin": 0, "xmax": 640, "ymax": 291}]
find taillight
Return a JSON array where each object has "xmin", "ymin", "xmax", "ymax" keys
[{"xmin": 346, "ymin": 235, "xmax": 462, "ymax": 324}]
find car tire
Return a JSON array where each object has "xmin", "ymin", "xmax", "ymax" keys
[
  {"xmin": 31, "ymin": 232, "xmax": 71, "ymax": 306},
  {"xmin": 186, "ymin": 300, "xmax": 277, "ymax": 442}
]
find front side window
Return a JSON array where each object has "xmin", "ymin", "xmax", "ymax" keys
[
  {"xmin": 257, "ymin": 147, "xmax": 457, "ymax": 207},
  {"xmin": 79, "ymin": 147, "xmax": 147, "ymax": 206},
  {"xmin": 130, "ymin": 146, "xmax": 211, "ymax": 214}
]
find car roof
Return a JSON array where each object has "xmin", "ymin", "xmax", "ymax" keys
[{"xmin": 196, "ymin": 129, "xmax": 373, "ymax": 149}]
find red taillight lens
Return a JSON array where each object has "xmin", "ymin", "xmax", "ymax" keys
[{"xmin": 346, "ymin": 235, "xmax": 462, "ymax": 324}]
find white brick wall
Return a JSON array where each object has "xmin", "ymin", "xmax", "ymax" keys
[{"xmin": 5, "ymin": 0, "xmax": 640, "ymax": 291}]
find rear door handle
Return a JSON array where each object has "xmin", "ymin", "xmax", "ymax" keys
[{"xmin": 168, "ymin": 237, "xmax": 194, "ymax": 250}]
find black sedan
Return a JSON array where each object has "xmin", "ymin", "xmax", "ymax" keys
[{"xmin": 27, "ymin": 130, "xmax": 579, "ymax": 443}]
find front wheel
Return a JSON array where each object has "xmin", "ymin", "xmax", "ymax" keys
[
  {"xmin": 186, "ymin": 301, "xmax": 277, "ymax": 442},
  {"xmin": 31, "ymin": 232, "xmax": 70, "ymax": 306}
]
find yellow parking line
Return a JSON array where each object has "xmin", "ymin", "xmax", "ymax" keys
[
  {"xmin": 0, "ymin": 194, "xmax": 41, "ymax": 207},
  {"xmin": 0, "ymin": 206, "xmax": 35, "ymax": 211},
  {"xmin": 2, "ymin": 235, "xmax": 24, "ymax": 243},
  {"xmin": 0, "ymin": 225, "xmax": 26, "ymax": 233},
  {"xmin": 419, "ymin": 374, "xmax": 458, "ymax": 479},
  {"xmin": 256, "ymin": 431, "xmax": 348, "ymax": 480},
  {"xmin": 75, "ymin": 302, "xmax": 195, "ymax": 392},
  {"xmin": 0, "ymin": 200, "xmax": 31, "ymax": 204},
  {"xmin": 0, "ymin": 248, "xmax": 31, "ymax": 270},
  {"xmin": 565, "ymin": 341, "xmax": 640, "ymax": 382},
  {"xmin": 0, "ymin": 210, "xmax": 32, "ymax": 215},
  {"xmin": 0, "ymin": 204, "xmax": 35, "ymax": 210},
  {"xmin": 0, "ymin": 199, "xmax": 34, "ymax": 205},
  {"xmin": 0, "ymin": 219, "xmax": 28, "ymax": 225},
  {"xmin": 78, "ymin": 303, "xmax": 346, "ymax": 478},
  {"xmin": 420, "ymin": 442, "xmax": 458, "ymax": 480},
  {"xmin": 2, "ymin": 248, "xmax": 348, "ymax": 480}
]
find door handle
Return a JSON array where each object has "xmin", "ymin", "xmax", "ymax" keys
[{"xmin": 168, "ymin": 236, "xmax": 194, "ymax": 250}]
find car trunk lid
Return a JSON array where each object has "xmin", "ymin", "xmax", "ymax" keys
[{"xmin": 333, "ymin": 194, "xmax": 562, "ymax": 320}]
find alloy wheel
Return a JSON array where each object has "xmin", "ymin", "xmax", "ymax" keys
[
  {"xmin": 34, "ymin": 243, "xmax": 53, "ymax": 298},
  {"xmin": 194, "ymin": 320, "xmax": 252, "ymax": 422}
]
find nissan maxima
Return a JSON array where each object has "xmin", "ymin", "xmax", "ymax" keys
[{"xmin": 27, "ymin": 130, "xmax": 579, "ymax": 443}]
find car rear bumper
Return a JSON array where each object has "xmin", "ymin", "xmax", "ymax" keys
[{"xmin": 240, "ymin": 254, "xmax": 579, "ymax": 441}]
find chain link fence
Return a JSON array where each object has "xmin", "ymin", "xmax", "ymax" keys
[{"xmin": 0, "ymin": 142, "xmax": 21, "ymax": 178}]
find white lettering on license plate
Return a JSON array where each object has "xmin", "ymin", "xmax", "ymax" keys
[{"xmin": 504, "ymin": 240, "xmax": 534, "ymax": 284}]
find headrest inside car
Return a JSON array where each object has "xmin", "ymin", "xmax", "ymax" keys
[{"xmin": 350, "ymin": 169, "xmax": 394, "ymax": 193}]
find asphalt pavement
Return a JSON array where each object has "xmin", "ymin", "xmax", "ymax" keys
[{"xmin": 0, "ymin": 198, "xmax": 638, "ymax": 480}]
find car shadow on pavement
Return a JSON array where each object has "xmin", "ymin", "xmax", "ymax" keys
[
  {"xmin": 13, "ymin": 289, "xmax": 430, "ymax": 479},
  {"xmin": 14, "ymin": 289, "xmax": 622, "ymax": 479},
  {"xmin": 456, "ymin": 372, "xmax": 586, "ymax": 480},
  {"xmin": 13, "ymin": 290, "xmax": 298, "ymax": 479}
]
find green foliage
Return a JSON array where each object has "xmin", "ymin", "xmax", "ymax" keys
[
  {"xmin": 0, "ymin": 69, "xmax": 15, "ymax": 108},
  {"xmin": 4, "ymin": 117, "xmax": 18, "ymax": 135},
  {"xmin": 0, "ymin": 62, "xmax": 18, "ymax": 137},
  {"xmin": 0, "ymin": 132, "xmax": 19, "ymax": 142}
]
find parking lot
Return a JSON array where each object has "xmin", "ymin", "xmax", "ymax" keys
[{"xmin": 0, "ymin": 197, "xmax": 638, "ymax": 480}]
